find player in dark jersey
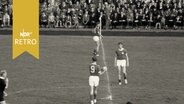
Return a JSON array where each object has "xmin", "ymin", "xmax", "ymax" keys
[
  {"xmin": 0, "ymin": 70, "xmax": 8, "ymax": 104},
  {"xmin": 115, "ymin": 42, "xmax": 129, "ymax": 85},
  {"xmin": 89, "ymin": 56, "xmax": 107, "ymax": 104}
]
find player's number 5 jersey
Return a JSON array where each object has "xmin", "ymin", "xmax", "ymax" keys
[{"xmin": 89, "ymin": 64, "xmax": 100, "ymax": 76}]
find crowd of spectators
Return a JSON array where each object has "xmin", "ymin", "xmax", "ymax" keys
[
  {"xmin": 0, "ymin": 0, "xmax": 184, "ymax": 29},
  {"xmin": 0, "ymin": 0, "xmax": 12, "ymax": 28},
  {"xmin": 40, "ymin": 0, "xmax": 184, "ymax": 29}
]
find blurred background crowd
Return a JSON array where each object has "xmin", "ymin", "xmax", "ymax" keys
[{"xmin": 0, "ymin": 0, "xmax": 184, "ymax": 29}]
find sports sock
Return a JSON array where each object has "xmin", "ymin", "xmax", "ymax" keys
[
  {"xmin": 118, "ymin": 79, "xmax": 121, "ymax": 83},
  {"xmin": 123, "ymin": 73, "xmax": 127, "ymax": 79},
  {"xmin": 91, "ymin": 100, "xmax": 94, "ymax": 104},
  {"xmin": 94, "ymin": 93, "xmax": 97, "ymax": 100},
  {"xmin": 90, "ymin": 94, "xmax": 93, "ymax": 101}
]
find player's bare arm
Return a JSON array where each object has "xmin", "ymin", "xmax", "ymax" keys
[
  {"xmin": 97, "ymin": 25, "xmax": 103, "ymax": 38},
  {"xmin": 126, "ymin": 53, "xmax": 129, "ymax": 67},
  {"xmin": 5, "ymin": 78, "xmax": 8, "ymax": 89},
  {"xmin": 99, "ymin": 66, "xmax": 107, "ymax": 75},
  {"xmin": 98, "ymin": 14, "xmax": 103, "ymax": 38},
  {"xmin": 114, "ymin": 55, "xmax": 117, "ymax": 67}
]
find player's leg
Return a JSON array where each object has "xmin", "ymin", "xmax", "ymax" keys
[
  {"xmin": 93, "ymin": 86, "xmax": 98, "ymax": 104},
  {"xmin": 122, "ymin": 66, "xmax": 128, "ymax": 84},
  {"xmin": 118, "ymin": 66, "xmax": 122, "ymax": 85},
  {"xmin": 93, "ymin": 36, "xmax": 100, "ymax": 56},
  {"xmin": 96, "ymin": 40, "xmax": 100, "ymax": 52},
  {"xmin": 93, "ymin": 76, "xmax": 99, "ymax": 104},
  {"xmin": 96, "ymin": 40, "xmax": 100, "ymax": 56},
  {"xmin": 90, "ymin": 86, "xmax": 94, "ymax": 104},
  {"xmin": 117, "ymin": 60, "xmax": 122, "ymax": 85},
  {"xmin": 93, "ymin": 41, "xmax": 100, "ymax": 56},
  {"xmin": 89, "ymin": 76, "xmax": 94, "ymax": 104}
]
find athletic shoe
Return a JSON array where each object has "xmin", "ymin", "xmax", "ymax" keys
[
  {"xmin": 119, "ymin": 82, "xmax": 122, "ymax": 85},
  {"xmin": 94, "ymin": 99, "xmax": 97, "ymax": 104},
  {"xmin": 125, "ymin": 79, "xmax": 128, "ymax": 85},
  {"xmin": 91, "ymin": 100, "xmax": 94, "ymax": 104}
]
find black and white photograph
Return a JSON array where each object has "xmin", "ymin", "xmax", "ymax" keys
[{"xmin": 0, "ymin": 0, "xmax": 184, "ymax": 104}]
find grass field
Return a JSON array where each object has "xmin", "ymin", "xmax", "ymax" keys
[{"xmin": 0, "ymin": 33, "xmax": 184, "ymax": 104}]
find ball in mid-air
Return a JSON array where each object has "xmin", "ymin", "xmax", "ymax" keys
[
  {"xmin": 103, "ymin": 66, "xmax": 107, "ymax": 71},
  {"xmin": 93, "ymin": 36, "xmax": 100, "ymax": 42}
]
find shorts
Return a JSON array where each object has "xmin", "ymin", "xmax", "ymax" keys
[
  {"xmin": 89, "ymin": 76, "xmax": 99, "ymax": 87},
  {"xmin": 0, "ymin": 101, "xmax": 6, "ymax": 104},
  {"xmin": 117, "ymin": 60, "xmax": 126, "ymax": 67},
  {"xmin": 93, "ymin": 36, "xmax": 100, "ymax": 42}
]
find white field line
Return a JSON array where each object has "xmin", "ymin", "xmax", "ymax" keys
[
  {"xmin": 99, "ymin": 16, "xmax": 113, "ymax": 103},
  {"xmin": 100, "ymin": 39, "xmax": 113, "ymax": 103}
]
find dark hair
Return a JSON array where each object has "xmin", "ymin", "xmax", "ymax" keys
[
  {"xmin": 118, "ymin": 42, "xmax": 123, "ymax": 45},
  {"xmin": 92, "ymin": 56, "xmax": 97, "ymax": 62},
  {"xmin": 0, "ymin": 70, "xmax": 6, "ymax": 76},
  {"xmin": 126, "ymin": 101, "xmax": 133, "ymax": 104}
]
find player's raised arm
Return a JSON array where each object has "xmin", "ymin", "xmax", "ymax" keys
[{"xmin": 99, "ymin": 12, "xmax": 103, "ymax": 38}]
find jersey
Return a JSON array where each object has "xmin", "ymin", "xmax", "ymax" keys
[
  {"xmin": 115, "ymin": 48, "xmax": 127, "ymax": 60},
  {"xmin": 89, "ymin": 63, "xmax": 100, "ymax": 76},
  {"xmin": 0, "ymin": 77, "xmax": 6, "ymax": 101}
]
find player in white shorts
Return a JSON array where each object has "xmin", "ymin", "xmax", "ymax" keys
[
  {"xmin": 115, "ymin": 42, "xmax": 129, "ymax": 85},
  {"xmin": 89, "ymin": 56, "xmax": 107, "ymax": 104},
  {"xmin": 92, "ymin": 20, "xmax": 103, "ymax": 56}
]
